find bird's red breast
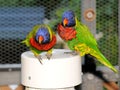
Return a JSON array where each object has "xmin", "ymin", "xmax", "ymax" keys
[
  {"xmin": 57, "ymin": 24, "xmax": 77, "ymax": 41},
  {"xmin": 30, "ymin": 35, "xmax": 56, "ymax": 50}
]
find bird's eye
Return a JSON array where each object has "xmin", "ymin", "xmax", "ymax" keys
[
  {"xmin": 71, "ymin": 17, "xmax": 74, "ymax": 19},
  {"xmin": 46, "ymin": 34, "xmax": 48, "ymax": 36}
]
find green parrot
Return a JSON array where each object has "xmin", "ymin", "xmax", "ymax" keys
[
  {"xmin": 57, "ymin": 10, "xmax": 117, "ymax": 73},
  {"xmin": 22, "ymin": 24, "xmax": 56, "ymax": 64}
]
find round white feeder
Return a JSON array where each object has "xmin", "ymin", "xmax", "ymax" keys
[{"xmin": 21, "ymin": 49, "xmax": 82, "ymax": 89}]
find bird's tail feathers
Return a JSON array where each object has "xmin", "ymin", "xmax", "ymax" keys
[{"xmin": 91, "ymin": 50, "xmax": 118, "ymax": 73}]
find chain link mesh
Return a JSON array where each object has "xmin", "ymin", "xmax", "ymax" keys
[
  {"xmin": 96, "ymin": 0, "xmax": 118, "ymax": 65},
  {"xmin": 0, "ymin": 0, "xmax": 81, "ymax": 64},
  {"xmin": 0, "ymin": 0, "xmax": 118, "ymax": 66}
]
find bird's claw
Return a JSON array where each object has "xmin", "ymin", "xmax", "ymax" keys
[
  {"xmin": 64, "ymin": 51, "xmax": 78, "ymax": 56},
  {"xmin": 35, "ymin": 55, "xmax": 43, "ymax": 64},
  {"xmin": 46, "ymin": 54, "xmax": 52, "ymax": 60}
]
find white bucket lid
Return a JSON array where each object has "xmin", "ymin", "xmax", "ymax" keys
[{"xmin": 21, "ymin": 49, "xmax": 82, "ymax": 89}]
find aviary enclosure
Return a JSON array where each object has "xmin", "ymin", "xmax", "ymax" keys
[{"xmin": 0, "ymin": 0, "xmax": 119, "ymax": 90}]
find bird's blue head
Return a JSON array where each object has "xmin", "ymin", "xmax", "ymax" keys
[
  {"xmin": 35, "ymin": 27, "xmax": 50, "ymax": 44},
  {"xmin": 62, "ymin": 10, "xmax": 76, "ymax": 27}
]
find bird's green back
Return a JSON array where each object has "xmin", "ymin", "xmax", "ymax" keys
[
  {"xmin": 67, "ymin": 18, "xmax": 98, "ymax": 51},
  {"xmin": 75, "ymin": 18, "xmax": 99, "ymax": 51}
]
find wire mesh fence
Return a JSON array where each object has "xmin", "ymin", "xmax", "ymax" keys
[
  {"xmin": 96, "ymin": 0, "xmax": 118, "ymax": 65},
  {"xmin": 0, "ymin": 0, "xmax": 118, "ymax": 67}
]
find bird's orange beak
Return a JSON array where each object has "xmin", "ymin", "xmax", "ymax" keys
[
  {"xmin": 63, "ymin": 18, "xmax": 68, "ymax": 26},
  {"xmin": 38, "ymin": 36, "xmax": 44, "ymax": 44}
]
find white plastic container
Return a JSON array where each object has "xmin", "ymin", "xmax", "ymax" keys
[{"xmin": 21, "ymin": 49, "xmax": 82, "ymax": 89}]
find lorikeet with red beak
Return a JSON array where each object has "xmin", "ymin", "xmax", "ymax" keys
[
  {"xmin": 57, "ymin": 10, "xmax": 117, "ymax": 73},
  {"xmin": 22, "ymin": 24, "xmax": 56, "ymax": 64}
]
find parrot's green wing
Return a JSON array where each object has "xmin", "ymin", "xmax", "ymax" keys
[{"xmin": 75, "ymin": 18, "xmax": 98, "ymax": 50}]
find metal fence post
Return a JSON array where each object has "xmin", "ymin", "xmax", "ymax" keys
[
  {"xmin": 81, "ymin": 0, "xmax": 96, "ymax": 35},
  {"xmin": 81, "ymin": 0, "xmax": 103, "ymax": 90}
]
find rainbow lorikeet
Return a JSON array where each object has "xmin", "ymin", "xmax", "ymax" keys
[
  {"xmin": 22, "ymin": 24, "xmax": 56, "ymax": 64},
  {"xmin": 57, "ymin": 10, "xmax": 117, "ymax": 73}
]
